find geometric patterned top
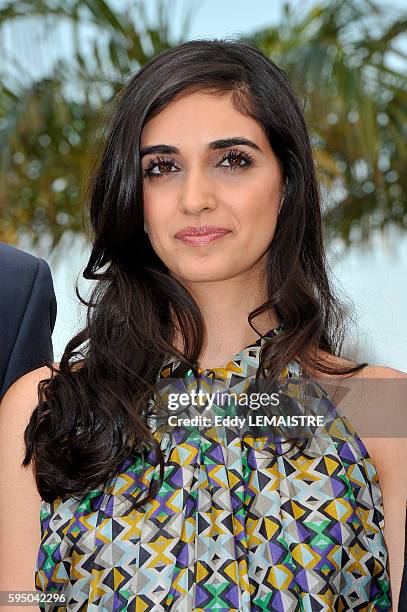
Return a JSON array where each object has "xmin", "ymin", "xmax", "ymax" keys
[{"xmin": 35, "ymin": 324, "xmax": 391, "ymax": 610}]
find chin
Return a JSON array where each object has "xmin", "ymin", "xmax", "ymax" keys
[{"xmin": 170, "ymin": 264, "xmax": 235, "ymax": 283}]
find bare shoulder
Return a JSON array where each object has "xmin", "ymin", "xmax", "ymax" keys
[
  {"xmin": 358, "ymin": 364, "xmax": 407, "ymax": 461},
  {"xmin": 0, "ymin": 364, "xmax": 56, "ymax": 414},
  {"xmin": 356, "ymin": 364, "xmax": 407, "ymax": 378},
  {"xmin": 0, "ymin": 360, "xmax": 88, "ymax": 411},
  {"xmin": 0, "ymin": 365, "xmax": 57, "ymax": 473},
  {"xmin": 313, "ymin": 348, "xmax": 407, "ymax": 379},
  {"xmin": 312, "ymin": 349, "xmax": 407, "ymax": 466},
  {"xmin": 346, "ymin": 360, "xmax": 407, "ymax": 485}
]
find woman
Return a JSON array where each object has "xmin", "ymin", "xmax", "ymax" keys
[{"xmin": 0, "ymin": 39, "xmax": 406, "ymax": 611}]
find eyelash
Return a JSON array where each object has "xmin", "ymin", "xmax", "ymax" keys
[{"xmin": 142, "ymin": 148, "xmax": 254, "ymax": 180}]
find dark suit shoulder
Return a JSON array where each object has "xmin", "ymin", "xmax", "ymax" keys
[
  {"xmin": 0, "ymin": 242, "xmax": 41, "ymax": 275},
  {"xmin": 0, "ymin": 243, "xmax": 57, "ymax": 401}
]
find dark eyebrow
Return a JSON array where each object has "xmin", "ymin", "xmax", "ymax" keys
[
  {"xmin": 207, "ymin": 138, "xmax": 262, "ymax": 153},
  {"xmin": 139, "ymin": 137, "xmax": 262, "ymax": 159}
]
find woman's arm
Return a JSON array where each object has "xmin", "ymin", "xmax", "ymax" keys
[
  {"xmin": 0, "ymin": 366, "xmax": 51, "ymax": 611},
  {"xmin": 360, "ymin": 366, "xmax": 407, "ymax": 611}
]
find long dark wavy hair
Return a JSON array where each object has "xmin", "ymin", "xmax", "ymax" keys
[{"xmin": 23, "ymin": 38, "xmax": 367, "ymax": 508}]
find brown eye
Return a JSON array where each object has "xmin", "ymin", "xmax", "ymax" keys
[
  {"xmin": 143, "ymin": 156, "xmax": 179, "ymax": 179},
  {"xmin": 217, "ymin": 149, "xmax": 254, "ymax": 171},
  {"xmin": 228, "ymin": 156, "xmax": 241, "ymax": 169},
  {"xmin": 155, "ymin": 161, "xmax": 173, "ymax": 174}
]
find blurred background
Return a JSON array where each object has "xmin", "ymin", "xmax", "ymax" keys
[{"xmin": 0, "ymin": 0, "xmax": 406, "ymax": 367}]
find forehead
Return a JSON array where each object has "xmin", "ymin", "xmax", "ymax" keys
[{"xmin": 140, "ymin": 90, "xmax": 267, "ymax": 148}]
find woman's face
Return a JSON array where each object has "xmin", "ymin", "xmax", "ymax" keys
[{"xmin": 140, "ymin": 90, "xmax": 284, "ymax": 284}]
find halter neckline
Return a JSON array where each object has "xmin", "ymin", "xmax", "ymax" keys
[{"xmin": 159, "ymin": 319, "xmax": 284, "ymax": 379}]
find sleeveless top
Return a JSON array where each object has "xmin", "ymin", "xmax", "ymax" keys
[{"xmin": 35, "ymin": 324, "xmax": 391, "ymax": 611}]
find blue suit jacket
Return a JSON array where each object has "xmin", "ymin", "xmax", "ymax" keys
[{"xmin": 0, "ymin": 242, "xmax": 57, "ymax": 401}]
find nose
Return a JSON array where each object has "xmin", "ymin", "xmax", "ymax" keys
[{"xmin": 178, "ymin": 165, "xmax": 217, "ymax": 215}]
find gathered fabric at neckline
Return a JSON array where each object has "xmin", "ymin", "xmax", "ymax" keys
[{"xmin": 159, "ymin": 319, "xmax": 285, "ymax": 381}]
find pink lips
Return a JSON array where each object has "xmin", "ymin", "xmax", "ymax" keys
[{"xmin": 175, "ymin": 225, "xmax": 232, "ymax": 245}]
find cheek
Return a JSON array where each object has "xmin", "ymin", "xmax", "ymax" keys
[
  {"xmin": 143, "ymin": 190, "xmax": 168, "ymax": 232},
  {"xmin": 235, "ymin": 181, "xmax": 280, "ymax": 238},
  {"xmin": 143, "ymin": 176, "xmax": 180, "ymax": 213},
  {"xmin": 143, "ymin": 193, "xmax": 176, "ymax": 261}
]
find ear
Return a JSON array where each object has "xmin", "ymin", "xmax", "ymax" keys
[{"xmin": 144, "ymin": 220, "xmax": 149, "ymax": 234}]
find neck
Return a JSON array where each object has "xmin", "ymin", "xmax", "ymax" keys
[{"xmin": 170, "ymin": 265, "xmax": 279, "ymax": 370}]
